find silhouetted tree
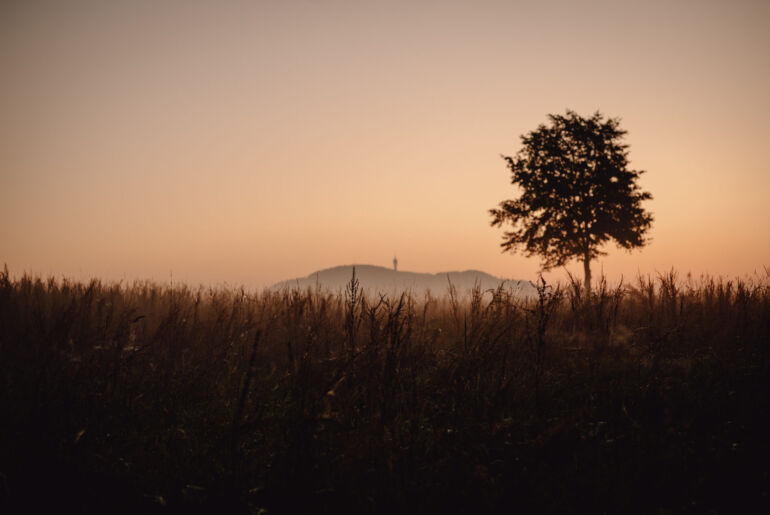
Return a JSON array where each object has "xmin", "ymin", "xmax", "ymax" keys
[{"xmin": 490, "ymin": 110, "xmax": 653, "ymax": 291}]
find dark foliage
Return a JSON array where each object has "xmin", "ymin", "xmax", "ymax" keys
[
  {"xmin": 1, "ymin": 267, "xmax": 769, "ymax": 513},
  {"xmin": 490, "ymin": 111, "xmax": 653, "ymax": 289}
]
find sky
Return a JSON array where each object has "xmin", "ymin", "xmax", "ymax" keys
[{"xmin": 1, "ymin": 0, "xmax": 769, "ymax": 289}]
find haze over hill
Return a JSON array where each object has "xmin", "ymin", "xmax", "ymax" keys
[{"xmin": 271, "ymin": 265, "xmax": 535, "ymax": 296}]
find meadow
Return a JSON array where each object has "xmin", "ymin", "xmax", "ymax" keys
[{"xmin": 1, "ymin": 265, "xmax": 768, "ymax": 513}]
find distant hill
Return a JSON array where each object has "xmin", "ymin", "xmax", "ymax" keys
[{"xmin": 270, "ymin": 265, "xmax": 535, "ymax": 296}]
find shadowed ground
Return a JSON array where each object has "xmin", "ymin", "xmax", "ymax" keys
[{"xmin": 1, "ymin": 269, "xmax": 768, "ymax": 513}]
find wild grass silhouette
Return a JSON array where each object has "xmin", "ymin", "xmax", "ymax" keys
[{"xmin": 1, "ymin": 265, "xmax": 768, "ymax": 513}]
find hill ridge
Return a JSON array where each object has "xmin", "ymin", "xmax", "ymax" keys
[{"xmin": 271, "ymin": 264, "xmax": 535, "ymax": 295}]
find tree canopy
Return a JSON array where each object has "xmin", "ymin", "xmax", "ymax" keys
[{"xmin": 489, "ymin": 110, "xmax": 653, "ymax": 290}]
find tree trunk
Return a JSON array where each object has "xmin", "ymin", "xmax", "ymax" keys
[{"xmin": 583, "ymin": 255, "xmax": 591, "ymax": 294}]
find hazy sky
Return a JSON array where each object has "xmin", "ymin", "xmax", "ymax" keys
[{"xmin": 1, "ymin": 0, "xmax": 769, "ymax": 288}]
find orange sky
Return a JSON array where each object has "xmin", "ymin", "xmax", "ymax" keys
[{"xmin": 1, "ymin": 0, "xmax": 769, "ymax": 289}]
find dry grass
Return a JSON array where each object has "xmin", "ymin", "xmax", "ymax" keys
[{"xmin": 1, "ymin": 265, "xmax": 768, "ymax": 513}]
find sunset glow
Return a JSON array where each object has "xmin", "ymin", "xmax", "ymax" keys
[{"xmin": 2, "ymin": 0, "xmax": 768, "ymax": 288}]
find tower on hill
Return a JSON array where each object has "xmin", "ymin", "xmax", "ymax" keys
[{"xmin": 393, "ymin": 255, "xmax": 398, "ymax": 272}]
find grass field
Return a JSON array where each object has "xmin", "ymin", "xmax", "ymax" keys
[{"xmin": 1, "ymin": 266, "xmax": 768, "ymax": 513}]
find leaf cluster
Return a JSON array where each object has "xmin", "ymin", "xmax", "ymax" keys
[{"xmin": 490, "ymin": 110, "xmax": 653, "ymax": 269}]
